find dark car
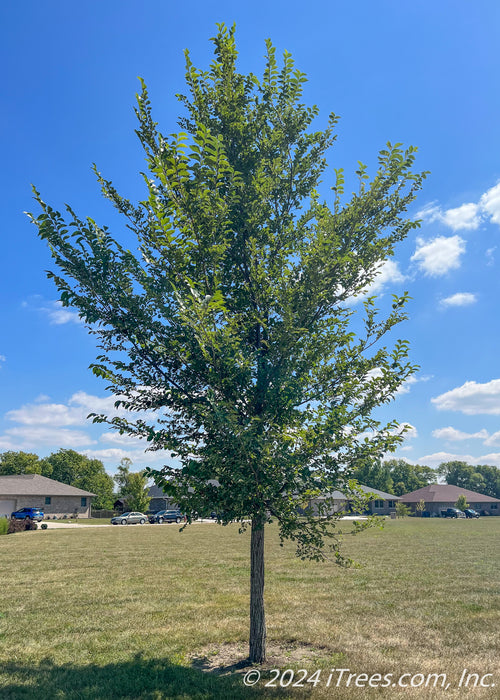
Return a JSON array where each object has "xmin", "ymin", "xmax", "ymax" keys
[
  {"xmin": 464, "ymin": 508, "xmax": 480, "ymax": 518},
  {"xmin": 441, "ymin": 507, "xmax": 466, "ymax": 518},
  {"xmin": 11, "ymin": 507, "xmax": 44, "ymax": 522},
  {"xmin": 149, "ymin": 509, "xmax": 185, "ymax": 524}
]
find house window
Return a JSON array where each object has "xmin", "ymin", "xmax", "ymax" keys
[
  {"xmin": 388, "ymin": 500, "xmax": 396, "ymax": 508},
  {"xmin": 374, "ymin": 500, "xmax": 385, "ymax": 509},
  {"xmin": 45, "ymin": 497, "xmax": 51, "ymax": 505},
  {"xmin": 491, "ymin": 504, "xmax": 498, "ymax": 510},
  {"xmin": 81, "ymin": 497, "xmax": 87, "ymax": 507}
]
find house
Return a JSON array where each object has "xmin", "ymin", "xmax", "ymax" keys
[
  {"xmin": 399, "ymin": 484, "xmax": 500, "ymax": 516},
  {"xmin": 0, "ymin": 474, "xmax": 95, "ymax": 518},
  {"xmin": 147, "ymin": 479, "xmax": 220, "ymax": 512},
  {"xmin": 148, "ymin": 483, "xmax": 176, "ymax": 512},
  {"xmin": 305, "ymin": 484, "xmax": 400, "ymax": 516}
]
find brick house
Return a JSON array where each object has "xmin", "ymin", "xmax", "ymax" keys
[
  {"xmin": 0, "ymin": 474, "xmax": 95, "ymax": 518},
  {"xmin": 400, "ymin": 483, "xmax": 500, "ymax": 516},
  {"xmin": 305, "ymin": 484, "xmax": 400, "ymax": 516}
]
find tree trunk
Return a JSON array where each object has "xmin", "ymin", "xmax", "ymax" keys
[{"xmin": 249, "ymin": 516, "xmax": 267, "ymax": 663}]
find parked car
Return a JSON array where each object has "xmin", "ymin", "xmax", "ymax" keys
[
  {"xmin": 110, "ymin": 511, "xmax": 147, "ymax": 525},
  {"xmin": 464, "ymin": 508, "xmax": 480, "ymax": 519},
  {"xmin": 11, "ymin": 507, "xmax": 44, "ymax": 521},
  {"xmin": 149, "ymin": 509, "xmax": 185, "ymax": 524},
  {"xmin": 441, "ymin": 508, "xmax": 466, "ymax": 518}
]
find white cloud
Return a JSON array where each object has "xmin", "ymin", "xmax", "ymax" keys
[
  {"xmin": 417, "ymin": 451, "xmax": 500, "ymax": 468},
  {"xmin": 367, "ymin": 259, "xmax": 406, "ymax": 294},
  {"xmin": 347, "ymin": 259, "xmax": 406, "ymax": 304},
  {"xmin": 411, "ymin": 235, "xmax": 465, "ymax": 276},
  {"xmin": 5, "ymin": 391, "xmax": 159, "ymax": 429},
  {"xmin": 432, "ymin": 379, "xmax": 500, "ymax": 415},
  {"xmin": 44, "ymin": 301, "xmax": 83, "ymax": 325},
  {"xmin": 395, "ymin": 374, "xmax": 432, "ymax": 396},
  {"xmin": 82, "ymin": 447, "xmax": 173, "ymax": 465},
  {"xmin": 6, "ymin": 402, "xmax": 84, "ymax": 427},
  {"xmin": 357, "ymin": 422, "xmax": 417, "ymax": 444},
  {"xmin": 483, "ymin": 431, "xmax": 500, "ymax": 447},
  {"xmin": 440, "ymin": 292, "xmax": 477, "ymax": 308},
  {"xmin": 81, "ymin": 448, "xmax": 134, "ymax": 462},
  {"xmin": 0, "ymin": 426, "xmax": 94, "ymax": 449},
  {"xmin": 100, "ymin": 432, "xmax": 149, "ymax": 448},
  {"xmin": 417, "ymin": 181, "xmax": 500, "ymax": 234},
  {"xmin": 417, "ymin": 202, "xmax": 481, "ymax": 231},
  {"xmin": 0, "ymin": 354, "xmax": 6, "ymax": 364},
  {"xmin": 23, "ymin": 297, "xmax": 83, "ymax": 326},
  {"xmin": 432, "ymin": 426, "xmax": 489, "ymax": 441},
  {"xmin": 399, "ymin": 423, "xmax": 418, "ymax": 439},
  {"xmin": 0, "ymin": 390, "xmax": 173, "ymax": 469},
  {"xmin": 442, "ymin": 203, "xmax": 481, "ymax": 231},
  {"xmin": 479, "ymin": 182, "xmax": 500, "ymax": 225}
]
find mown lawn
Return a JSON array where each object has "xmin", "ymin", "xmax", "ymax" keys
[{"xmin": 1, "ymin": 518, "xmax": 499, "ymax": 699}]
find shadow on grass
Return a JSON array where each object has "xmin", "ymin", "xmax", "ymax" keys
[{"xmin": 0, "ymin": 654, "xmax": 301, "ymax": 700}]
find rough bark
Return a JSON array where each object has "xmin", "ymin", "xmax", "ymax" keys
[{"xmin": 249, "ymin": 516, "xmax": 266, "ymax": 663}]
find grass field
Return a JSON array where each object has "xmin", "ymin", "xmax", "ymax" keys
[{"xmin": 1, "ymin": 518, "xmax": 499, "ymax": 699}]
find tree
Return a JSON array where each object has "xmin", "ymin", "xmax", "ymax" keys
[
  {"xmin": 475, "ymin": 465, "xmax": 500, "ymax": 499},
  {"xmin": 455, "ymin": 494, "xmax": 469, "ymax": 511},
  {"xmin": 438, "ymin": 461, "xmax": 486, "ymax": 494},
  {"xmin": 114, "ymin": 457, "xmax": 134, "ymax": 497},
  {"xmin": 124, "ymin": 471, "xmax": 151, "ymax": 512},
  {"xmin": 113, "ymin": 459, "xmax": 151, "ymax": 512},
  {"xmin": 0, "ymin": 451, "xmax": 52, "ymax": 476},
  {"xmin": 43, "ymin": 449, "xmax": 115, "ymax": 509},
  {"xmin": 395, "ymin": 502, "xmax": 411, "ymax": 518},
  {"xmin": 353, "ymin": 459, "xmax": 394, "ymax": 494},
  {"xmin": 29, "ymin": 25, "xmax": 427, "ymax": 662},
  {"xmin": 415, "ymin": 498, "xmax": 426, "ymax": 517},
  {"xmin": 384, "ymin": 459, "xmax": 435, "ymax": 496}
]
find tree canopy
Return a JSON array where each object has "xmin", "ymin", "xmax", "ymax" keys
[
  {"xmin": 0, "ymin": 450, "xmax": 51, "ymax": 476},
  {"xmin": 438, "ymin": 461, "xmax": 500, "ymax": 499},
  {"xmin": 29, "ymin": 25, "xmax": 427, "ymax": 662},
  {"xmin": 114, "ymin": 458, "xmax": 151, "ymax": 512}
]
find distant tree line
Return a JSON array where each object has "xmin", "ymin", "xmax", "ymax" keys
[
  {"xmin": 353, "ymin": 458, "xmax": 500, "ymax": 500},
  {"xmin": 2, "ymin": 450, "xmax": 499, "ymax": 509}
]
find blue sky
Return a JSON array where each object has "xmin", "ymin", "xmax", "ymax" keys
[{"xmin": 1, "ymin": 0, "xmax": 500, "ymax": 475}]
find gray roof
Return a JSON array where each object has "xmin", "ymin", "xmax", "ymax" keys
[
  {"xmin": 0, "ymin": 474, "xmax": 95, "ymax": 497},
  {"xmin": 148, "ymin": 479, "xmax": 220, "ymax": 498},
  {"xmin": 315, "ymin": 484, "xmax": 400, "ymax": 501},
  {"xmin": 148, "ymin": 484, "xmax": 167, "ymax": 498}
]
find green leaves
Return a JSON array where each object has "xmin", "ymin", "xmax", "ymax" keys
[{"xmin": 29, "ymin": 24, "xmax": 427, "ymax": 563}]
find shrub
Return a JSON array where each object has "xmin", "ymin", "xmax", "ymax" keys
[
  {"xmin": 415, "ymin": 499, "xmax": 426, "ymax": 517},
  {"xmin": 396, "ymin": 503, "xmax": 411, "ymax": 518},
  {"xmin": 0, "ymin": 517, "xmax": 8, "ymax": 536},
  {"xmin": 456, "ymin": 494, "xmax": 469, "ymax": 511},
  {"xmin": 7, "ymin": 518, "xmax": 39, "ymax": 534}
]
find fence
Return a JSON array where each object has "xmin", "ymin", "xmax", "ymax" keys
[{"xmin": 91, "ymin": 508, "xmax": 119, "ymax": 519}]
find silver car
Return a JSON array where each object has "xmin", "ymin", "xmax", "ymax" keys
[{"xmin": 111, "ymin": 511, "xmax": 147, "ymax": 525}]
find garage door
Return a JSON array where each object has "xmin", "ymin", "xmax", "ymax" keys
[{"xmin": 0, "ymin": 500, "xmax": 16, "ymax": 517}]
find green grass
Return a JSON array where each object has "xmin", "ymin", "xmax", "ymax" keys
[{"xmin": 1, "ymin": 519, "xmax": 499, "ymax": 698}]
